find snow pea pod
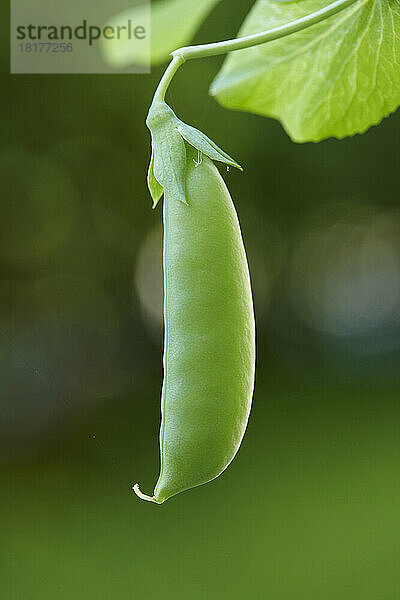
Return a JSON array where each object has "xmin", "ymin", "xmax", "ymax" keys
[{"xmin": 135, "ymin": 145, "xmax": 255, "ymax": 504}]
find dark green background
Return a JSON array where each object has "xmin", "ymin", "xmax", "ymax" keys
[{"xmin": 1, "ymin": 1, "xmax": 400, "ymax": 598}]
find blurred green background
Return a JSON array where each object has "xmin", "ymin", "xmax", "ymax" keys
[{"xmin": 1, "ymin": 1, "xmax": 400, "ymax": 598}]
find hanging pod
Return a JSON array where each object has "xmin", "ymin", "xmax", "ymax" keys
[{"xmin": 134, "ymin": 102, "xmax": 255, "ymax": 503}]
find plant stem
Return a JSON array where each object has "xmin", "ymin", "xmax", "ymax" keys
[
  {"xmin": 153, "ymin": 0, "xmax": 361, "ymax": 102},
  {"xmin": 153, "ymin": 55, "xmax": 185, "ymax": 102},
  {"xmin": 174, "ymin": 0, "xmax": 361, "ymax": 61}
]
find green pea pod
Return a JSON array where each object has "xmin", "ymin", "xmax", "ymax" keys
[{"xmin": 135, "ymin": 104, "xmax": 255, "ymax": 504}]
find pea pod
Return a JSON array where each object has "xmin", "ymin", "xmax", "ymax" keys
[{"xmin": 134, "ymin": 103, "xmax": 255, "ymax": 504}]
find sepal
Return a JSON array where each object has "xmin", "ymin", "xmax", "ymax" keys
[
  {"xmin": 177, "ymin": 122, "xmax": 242, "ymax": 171},
  {"xmin": 148, "ymin": 147, "xmax": 164, "ymax": 209},
  {"xmin": 146, "ymin": 100, "xmax": 242, "ymax": 206}
]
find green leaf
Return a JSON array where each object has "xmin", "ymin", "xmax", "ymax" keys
[
  {"xmin": 211, "ymin": 0, "xmax": 400, "ymax": 142},
  {"xmin": 177, "ymin": 122, "xmax": 243, "ymax": 170},
  {"xmin": 147, "ymin": 147, "xmax": 164, "ymax": 209},
  {"xmin": 102, "ymin": 0, "xmax": 222, "ymax": 68}
]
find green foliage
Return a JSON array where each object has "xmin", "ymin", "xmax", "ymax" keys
[
  {"xmin": 102, "ymin": 0, "xmax": 222, "ymax": 68},
  {"xmin": 211, "ymin": 0, "xmax": 400, "ymax": 142}
]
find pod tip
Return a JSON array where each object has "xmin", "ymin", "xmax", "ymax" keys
[{"xmin": 132, "ymin": 483, "xmax": 163, "ymax": 505}]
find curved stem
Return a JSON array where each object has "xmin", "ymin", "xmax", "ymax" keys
[
  {"xmin": 153, "ymin": 55, "xmax": 185, "ymax": 103},
  {"xmin": 173, "ymin": 0, "xmax": 362, "ymax": 62},
  {"xmin": 153, "ymin": 0, "xmax": 362, "ymax": 102}
]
